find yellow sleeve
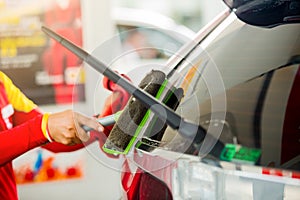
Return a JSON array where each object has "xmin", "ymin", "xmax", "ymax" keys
[{"xmin": 0, "ymin": 71, "xmax": 37, "ymax": 112}]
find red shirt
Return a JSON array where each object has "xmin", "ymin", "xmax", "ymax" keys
[{"xmin": 0, "ymin": 72, "xmax": 87, "ymax": 199}]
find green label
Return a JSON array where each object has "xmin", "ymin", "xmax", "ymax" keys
[{"xmin": 220, "ymin": 144, "xmax": 261, "ymax": 164}]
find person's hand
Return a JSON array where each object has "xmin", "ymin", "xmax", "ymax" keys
[{"xmin": 47, "ymin": 110, "xmax": 104, "ymax": 145}]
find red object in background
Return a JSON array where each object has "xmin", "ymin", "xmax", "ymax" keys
[
  {"xmin": 121, "ymin": 160, "xmax": 143, "ymax": 200},
  {"xmin": 139, "ymin": 173, "xmax": 172, "ymax": 200},
  {"xmin": 121, "ymin": 160, "xmax": 173, "ymax": 200},
  {"xmin": 66, "ymin": 167, "xmax": 77, "ymax": 177},
  {"xmin": 42, "ymin": 0, "xmax": 83, "ymax": 104},
  {"xmin": 24, "ymin": 170, "xmax": 34, "ymax": 181},
  {"xmin": 46, "ymin": 168, "xmax": 55, "ymax": 179},
  {"xmin": 262, "ymin": 167, "xmax": 300, "ymax": 180},
  {"xmin": 292, "ymin": 172, "xmax": 300, "ymax": 179}
]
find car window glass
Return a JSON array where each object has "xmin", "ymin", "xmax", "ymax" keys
[{"xmin": 117, "ymin": 25, "xmax": 184, "ymax": 60}]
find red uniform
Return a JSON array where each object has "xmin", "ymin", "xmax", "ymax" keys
[{"xmin": 0, "ymin": 71, "xmax": 86, "ymax": 199}]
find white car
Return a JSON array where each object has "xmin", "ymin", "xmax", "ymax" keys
[{"xmin": 105, "ymin": 1, "xmax": 300, "ymax": 200}]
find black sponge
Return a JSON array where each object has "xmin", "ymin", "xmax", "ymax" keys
[{"xmin": 103, "ymin": 70, "xmax": 166, "ymax": 153}]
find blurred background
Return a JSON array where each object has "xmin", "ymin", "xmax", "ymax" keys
[
  {"xmin": 0, "ymin": 0, "xmax": 226, "ymax": 199},
  {"xmin": 112, "ymin": 0, "xmax": 226, "ymax": 32}
]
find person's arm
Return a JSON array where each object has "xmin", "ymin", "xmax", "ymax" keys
[
  {"xmin": 42, "ymin": 110, "xmax": 104, "ymax": 152},
  {"xmin": 0, "ymin": 114, "xmax": 47, "ymax": 166},
  {"xmin": 0, "ymin": 110, "xmax": 103, "ymax": 166},
  {"xmin": 41, "ymin": 130, "xmax": 103, "ymax": 153},
  {"xmin": 0, "ymin": 72, "xmax": 103, "ymax": 165},
  {"xmin": 12, "ymin": 105, "xmax": 96, "ymax": 153}
]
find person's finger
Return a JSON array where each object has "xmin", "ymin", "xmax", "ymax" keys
[
  {"xmin": 77, "ymin": 126, "xmax": 90, "ymax": 142},
  {"xmin": 71, "ymin": 137, "xmax": 82, "ymax": 145},
  {"xmin": 76, "ymin": 112, "xmax": 104, "ymax": 133},
  {"xmin": 74, "ymin": 112, "xmax": 104, "ymax": 142}
]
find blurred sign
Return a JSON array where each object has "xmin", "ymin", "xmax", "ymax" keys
[{"xmin": 0, "ymin": 0, "xmax": 84, "ymax": 104}]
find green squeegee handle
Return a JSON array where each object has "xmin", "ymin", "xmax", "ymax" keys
[{"xmin": 41, "ymin": 26, "xmax": 222, "ymax": 153}]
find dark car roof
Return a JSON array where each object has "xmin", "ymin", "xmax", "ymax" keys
[{"xmin": 223, "ymin": 0, "xmax": 300, "ymax": 27}]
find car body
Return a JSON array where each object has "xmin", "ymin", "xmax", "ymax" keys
[{"xmin": 114, "ymin": 1, "xmax": 300, "ymax": 199}]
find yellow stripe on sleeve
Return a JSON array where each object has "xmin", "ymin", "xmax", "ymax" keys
[
  {"xmin": 42, "ymin": 112, "xmax": 52, "ymax": 142},
  {"xmin": 0, "ymin": 71, "xmax": 37, "ymax": 113}
]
